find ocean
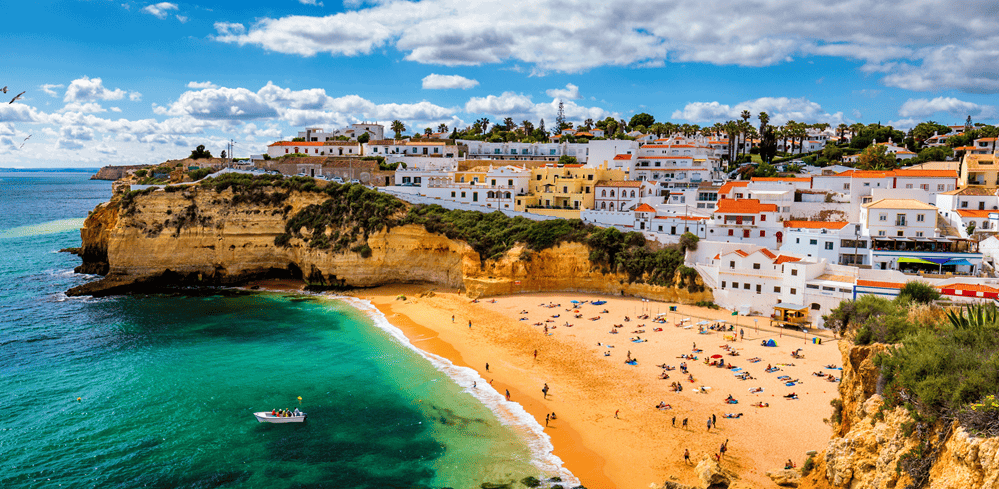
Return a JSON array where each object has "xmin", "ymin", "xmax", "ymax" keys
[{"xmin": 0, "ymin": 172, "xmax": 574, "ymax": 489}]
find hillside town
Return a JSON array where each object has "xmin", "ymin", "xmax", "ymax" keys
[{"xmin": 139, "ymin": 115, "xmax": 999, "ymax": 330}]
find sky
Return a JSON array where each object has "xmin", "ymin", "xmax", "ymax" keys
[{"xmin": 3, "ymin": 0, "xmax": 998, "ymax": 168}]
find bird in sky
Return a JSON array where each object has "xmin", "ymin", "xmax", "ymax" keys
[
  {"xmin": 10, "ymin": 91, "xmax": 25, "ymax": 103},
  {"xmin": 1, "ymin": 86, "xmax": 7, "ymax": 94},
  {"xmin": 20, "ymin": 135, "xmax": 31, "ymax": 149}
]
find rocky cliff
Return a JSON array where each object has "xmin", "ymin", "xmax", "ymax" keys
[
  {"xmin": 68, "ymin": 184, "xmax": 713, "ymax": 304},
  {"xmin": 795, "ymin": 341, "xmax": 999, "ymax": 489},
  {"xmin": 91, "ymin": 164, "xmax": 152, "ymax": 181}
]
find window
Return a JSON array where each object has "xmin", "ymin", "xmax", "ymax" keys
[
  {"xmin": 825, "ymin": 242, "xmax": 834, "ymax": 250},
  {"xmin": 807, "ymin": 284, "xmax": 820, "ymax": 289},
  {"xmin": 753, "ymin": 263, "xmax": 761, "ymax": 270},
  {"xmin": 811, "ymin": 303, "xmax": 821, "ymax": 310},
  {"xmin": 743, "ymin": 283, "xmax": 750, "ymax": 290},
  {"xmin": 461, "ymin": 192, "xmax": 466, "ymax": 198},
  {"xmin": 790, "ymin": 288, "xmax": 797, "ymax": 294},
  {"xmin": 898, "ymin": 230, "xmax": 904, "ymax": 237},
  {"xmin": 843, "ymin": 183, "xmax": 850, "ymax": 190},
  {"xmin": 732, "ymin": 282, "xmax": 739, "ymax": 288},
  {"xmin": 728, "ymin": 229, "xmax": 734, "ymax": 236},
  {"xmin": 537, "ymin": 175, "xmax": 542, "ymax": 180},
  {"xmin": 962, "ymin": 201, "xmax": 968, "ymax": 208},
  {"xmin": 671, "ymin": 226, "xmax": 677, "ymax": 234},
  {"xmin": 761, "ymin": 214, "xmax": 766, "ymax": 221},
  {"xmin": 878, "ymin": 230, "xmax": 886, "ymax": 236},
  {"xmin": 760, "ymin": 230, "xmax": 766, "ymax": 237},
  {"xmin": 756, "ymin": 284, "xmax": 762, "ymax": 294},
  {"xmin": 491, "ymin": 179, "xmax": 497, "ymax": 186},
  {"xmin": 508, "ymin": 179, "xmax": 513, "ymax": 186},
  {"xmin": 473, "ymin": 193, "xmax": 478, "ymax": 202},
  {"xmin": 938, "ymin": 184, "xmax": 945, "ymax": 191},
  {"xmin": 809, "ymin": 239, "xmax": 817, "ymax": 245},
  {"xmin": 916, "ymin": 214, "xmax": 924, "ymax": 222},
  {"xmin": 916, "ymin": 231, "xmax": 924, "ymax": 237},
  {"xmin": 791, "ymin": 269, "xmax": 798, "ymax": 276},
  {"xmin": 601, "ymin": 189, "xmax": 606, "ymax": 197},
  {"xmin": 864, "ymin": 182, "xmax": 870, "ymax": 187},
  {"xmin": 822, "ymin": 286, "xmax": 836, "ymax": 292},
  {"xmin": 905, "ymin": 184, "xmax": 913, "ymax": 189},
  {"xmin": 721, "ymin": 281, "xmax": 726, "ymax": 288},
  {"xmin": 729, "ymin": 261, "xmax": 735, "ymax": 269},
  {"xmin": 774, "ymin": 286, "xmax": 781, "ymax": 293},
  {"xmin": 880, "ymin": 214, "xmax": 887, "ymax": 221},
  {"xmin": 743, "ymin": 229, "xmax": 750, "ymax": 238},
  {"xmin": 796, "ymin": 238, "xmax": 800, "ymax": 244},
  {"xmin": 451, "ymin": 191, "xmax": 456, "ymax": 198}
]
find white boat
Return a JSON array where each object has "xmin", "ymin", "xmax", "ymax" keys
[{"xmin": 254, "ymin": 411, "xmax": 307, "ymax": 423}]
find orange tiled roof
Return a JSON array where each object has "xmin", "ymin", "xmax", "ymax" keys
[
  {"xmin": 613, "ymin": 154, "xmax": 633, "ymax": 160},
  {"xmin": 718, "ymin": 181, "xmax": 749, "ymax": 195},
  {"xmin": 759, "ymin": 249, "xmax": 777, "ymax": 260},
  {"xmin": 735, "ymin": 250, "xmax": 749, "ymax": 257},
  {"xmin": 639, "ymin": 156, "xmax": 694, "ymax": 159},
  {"xmin": 634, "ymin": 203, "xmax": 656, "ymax": 213},
  {"xmin": 856, "ymin": 280, "xmax": 904, "ymax": 289},
  {"xmin": 654, "ymin": 215, "xmax": 708, "ymax": 220},
  {"xmin": 269, "ymin": 141, "xmax": 326, "ymax": 146},
  {"xmin": 938, "ymin": 283, "xmax": 999, "ymax": 294},
  {"xmin": 773, "ymin": 255, "xmax": 801, "ymax": 265},
  {"xmin": 783, "ymin": 221, "xmax": 850, "ymax": 229},
  {"xmin": 714, "ymin": 198, "xmax": 778, "ymax": 214},
  {"xmin": 595, "ymin": 180, "xmax": 642, "ymax": 187},
  {"xmin": 892, "ymin": 169, "xmax": 958, "ymax": 178},
  {"xmin": 956, "ymin": 209, "xmax": 993, "ymax": 218}
]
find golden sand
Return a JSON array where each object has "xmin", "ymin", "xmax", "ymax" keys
[{"xmin": 274, "ymin": 281, "xmax": 841, "ymax": 488}]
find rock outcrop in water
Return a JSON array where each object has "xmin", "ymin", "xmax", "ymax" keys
[
  {"xmin": 794, "ymin": 340, "xmax": 999, "ymax": 489},
  {"xmin": 90, "ymin": 164, "xmax": 152, "ymax": 181},
  {"xmin": 68, "ymin": 183, "xmax": 713, "ymax": 303}
]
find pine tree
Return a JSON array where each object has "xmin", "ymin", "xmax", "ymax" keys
[{"xmin": 555, "ymin": 100, "xmax": 566, "ymax": 131}]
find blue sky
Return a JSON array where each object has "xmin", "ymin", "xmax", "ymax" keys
[{"xmin": 3, "ymin": 0, "xmax": 998, "ymax": 167}]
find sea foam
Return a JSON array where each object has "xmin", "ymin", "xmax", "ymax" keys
[{"xmin": 340, "ymin": 296, "xmax": 580, "ymax": 486}]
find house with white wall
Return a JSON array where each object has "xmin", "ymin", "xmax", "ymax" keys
[
  {"xmin": 706, "ymin": 198, "xmax": 783, "ymax": 247},
  {"xmin": 779, "ymin": 221, "xmax": 867, "ymax": 265}
]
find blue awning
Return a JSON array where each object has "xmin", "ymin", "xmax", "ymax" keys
[
  {"xmin": 921, "ymin": 257, "xmax": 952, "ymax": 265},
  {"xmin": 944, "ymin": 258, "xmax": 974, "ymax": 266}
]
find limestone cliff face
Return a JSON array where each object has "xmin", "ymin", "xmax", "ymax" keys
[
  {"xmin": 69, "ymin": 186, "xmax": 712, "ymax": 304},
  {"xmin": 797, "ymin": 341, "xmax": 999, "ymax": 489}
]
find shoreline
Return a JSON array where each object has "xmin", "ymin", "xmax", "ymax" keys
[{"xmin": 252, "ymin": 280, "xmax": 842, "ymax": 488}]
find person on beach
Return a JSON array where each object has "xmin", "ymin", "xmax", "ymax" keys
[
  {"xmin": 542, "ymin": 383, "xmax": 549, "ymax": 398},
  {"xmin": 505, "ymin": 389, "xmax": 511, "ymax": 400},
  {"xmin": 545, "ymin": 413, "xmax": 550, "ymax": 427},
  {"xmin": 672, "ymin": 416, "xmax": 676, "ymax": 427},
  {"xmin": 473, "ymin": 381, "xmax": 476, "ymax": 388},
  {"xmin": 684, "ymin": 449, "xmax": 691, "ymax": 464},
  {"xmin": 740, "ymin": 328, "xmax": 744, "ymax": 340},
  {"xmin": 468, "ymin": 320, "xmax": 472, "ymax": 329},
  {"xmin": 707, "ymin": 418, "xmax": 712, "ymax": 431},
  {"xmin": 486, "ymin": 363, "xmax": 489, "ymax": 371},
  {"xmin": 712, "ymin": 413, "xmax": 717, "ymax": 426},
  {"xmin": 452, "ymin": 315, "xmax": 455, "ymax": 323},
  {"xmin": 682, "ymin": 418, "xmax": 688, "ymax": 429},
  {"xmin": 720, "ymin": 439, "xmax": 728, "ymax": 459},
  {"xmin": 615, "ymin": 409, "xmax": 619, "ymax": 419},
  {"xmin": 551, "ymin": 412, "xmax": 557, "ymax": 420},
  {"xmin": 534, "ymin": 349, "xmax": 538, "ymax": 360}
]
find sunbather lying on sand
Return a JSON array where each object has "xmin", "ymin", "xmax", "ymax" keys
[
  {"xmin": 752, "ymin": 402, "xmax": 770, "ymax": 408},
  {"xmin": 723, "ymin": 413, "xmax": 743, "ymax": 418}
]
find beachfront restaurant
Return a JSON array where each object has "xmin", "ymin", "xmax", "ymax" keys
[
  {"xmin": 770, "ymin": 303, "xmax": 811, "ymax": 330},
  {"xmin": 869, "ymin": 237, "xmax": 982, "ymax": 275}
]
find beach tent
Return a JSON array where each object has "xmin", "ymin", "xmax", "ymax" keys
[{"xmin": 763, "ymin": 339, "xmax": 777, "ymax": 347}]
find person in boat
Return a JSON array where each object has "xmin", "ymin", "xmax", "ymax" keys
[{"xmin": 271, "ymin": 409, "xmax": 277, "ymax": 416}]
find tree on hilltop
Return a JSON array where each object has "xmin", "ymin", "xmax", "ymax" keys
[
  {"xmin": 857, "ymin": 144, "xmax": 897, "ymax": 171},
  {"xmin": 357, "ymin": 132, "xmax": 370, "ymax": 144},
  {"xmin": 629, "ymin": 112, "xmax": 655, "ymax": 129},
  {"xmin": 189, "ymin": 144, "xmax": 212, "ymax": 159}
]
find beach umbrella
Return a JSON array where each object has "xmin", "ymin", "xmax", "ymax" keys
[
  {"xmin": 571, "ymin": 300, "xmax": 580, "ymax": 304},
  {"xmin": 710, "ymin": 354, "xmax": 723, "ymax": 359}
]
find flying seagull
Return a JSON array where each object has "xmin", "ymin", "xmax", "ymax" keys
[
  {"xmin": 9, "ymin": 91, "xmax": 25, "ymax": 104},
  {"xmin": 1, "ymin": 86, "xmax": 7, "ymax": 93},
  {"xmin": 20, "ymin": 135, "xmax": 31, "ymax": 149}
]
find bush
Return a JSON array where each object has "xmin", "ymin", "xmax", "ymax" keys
[
  {"xmin": 678, "ymin": 232, "xmax": 699, "ymax": 251},
  {"xmin": 897, "ymin": 281, "xmax": 941, "ymax": 304},
  {"xmin": 802, "ymin": 455, "xmax": 815, "ymax": 476},
  {"xmin": 351, "ymin": 244, "xmax": 372, "ymax": 258},
  {"xmin": 520, "ymin": 477, "xmax": 540, "ymax": 488},
  {"xmin": 188, "ymin": 168, "xmax": 213, "ymax": 181},
  {"xmin": 134, "ymin": 169, "xmax": 148, "ymax": 177}
]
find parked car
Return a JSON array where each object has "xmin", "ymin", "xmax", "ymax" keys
[
  {"xmin": 349, "ymin": 179, "xmax": 361, "ymax": 184},
  {"xmin": 330, "ymin": 177, "xmax": 345, "ymax": 184}
]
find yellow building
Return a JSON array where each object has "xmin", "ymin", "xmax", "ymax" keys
[
  {"xmin": 961, "ymin": 152, "xmax": 999, "ymax": 187},
  {"xmin": 514, "ymin": 164, "xmax": 627, "ymax": 218}
]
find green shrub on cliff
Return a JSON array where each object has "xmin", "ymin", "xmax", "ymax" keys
[{"xmin": 283, "ymin": 183, "xmax": 405, "ymax": 253}]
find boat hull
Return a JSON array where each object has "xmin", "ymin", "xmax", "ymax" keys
[{"xmin": 254, "ymin": 412, "xmax": 306, "ymax": 423}]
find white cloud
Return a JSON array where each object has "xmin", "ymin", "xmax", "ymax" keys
[
  {"xmin": 209, "ymin": 0, "xmax": 999, "ymax": 92},
  {"xmin": 898, "ymin": 97, "xmax": 996, "ymax": 119},
  {"xmin": 40, "ymin": 84, "xmax": 64, "ymax": 97},
  {"xmin": 95, "ymin": 142, "xmax": 118, "ymax": 155},
  {"xmin": 64, "ymin": 76, "xmax": 127, "ymax": 102},
  {"xmin": 57, "ymin": 139, "xmax": 85, "ymax": 150},
  {"xmin": 110, "ymin": 107, "xmax": 123, "ymax": 112},
  {"xmin": 672, "ymin": 97, "xmax": 845, "ymax": 125},
  {"xmin": 299, "ymin": 0, "xmax": 324, "ymax": 5},
  {"xmin": 176, "ymin": 15, "xmax": 188, "ymax": 23},
  {"xmin": 187, "ymin": 81, "xmax": 219, "ymax": 89},
  {"xmin": 59, "ymin": 102, "xmax": 107, "ymax": 114},
  {"xmin": 545, "ymin": 83, "xmax": 581, "ymax": 100},
  {"xmin": 421, "ymin": 74, "xmax": 479, "ymax": 90},
  {"xmin": 129, "ymin": 92, "xmax": 143, "ymax": 102},
  {"xmin": 464, "ymin": 90, "xmax": 615, "ymax": 125},
  {"xmin": 142, "ymin": 2, "xmax": 178, "ymax": 20}
]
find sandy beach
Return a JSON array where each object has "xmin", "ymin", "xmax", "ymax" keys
[{"xmin": 333, "ymin": 284, "xmax": 842, "ymax": 489}]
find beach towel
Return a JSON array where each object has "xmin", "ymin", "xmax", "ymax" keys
[
  {"xmin": 626, "ymin": 360, "xmax": 638, "ymax": 365},
  {"xmin": 785, "ymin": 382, "xmax": 797, "ymax": 386},
  {"xmin": 763, "ymin": 339, "xmax": 777, "ymax": 347},
  {"xmin": 731, "ymin": 367, "xmax": 742, "ymax": 372}
]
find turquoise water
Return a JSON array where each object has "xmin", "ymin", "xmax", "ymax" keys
[{"xmin": 0, "ymin": 173, "xmax": 568, "ymax": 488}]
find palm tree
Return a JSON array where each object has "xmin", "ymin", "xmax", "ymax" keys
[
  {"xmin": 391, "ymin": 120, "xmax": 405, "ymax": 139},
  {"xmin": 437, "ymin": 123, "xmax": 448, "ymax": 134},
  {"xmin": 504, "ymin": 117, "xmax": 515, "ymax": 131},
  {"xmin": 837, "ymin": 123, "xmax": 848, "ymax": 140},
  {"xmin": 584, "ymin": 118, "xmax": 594, "ymax": 130}
]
